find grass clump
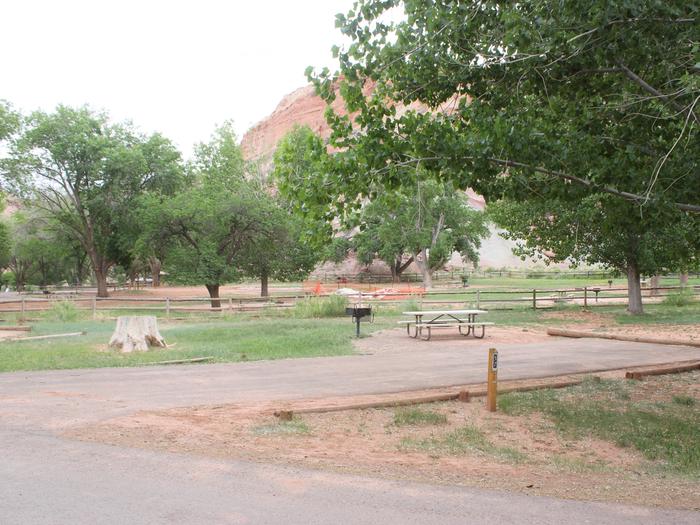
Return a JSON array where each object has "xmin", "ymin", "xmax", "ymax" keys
[
  {"xmin": 293, "ymin": 295, "xmax": 348, "ymax": 318},
  {"xmin": 662, "ymin": 289, "xmax": 696, "ymax": 307},
  {"xmin": 400, "ymin": 424, "xmax": 526, "ymax": 463},
  {"xmin": 47, "ymin": 300, "xmax": 81, "ymax": 322},
  {"xmin": 673, "ymin": 395, "xmax": 696, "ymax": 407},
  {"xmin": 393, "ymin": 407, "xmax": 448, "ymax": 426},
  {"xmin": 500, "ymin": 376, "xmax": 700, "ymax": 475},
  {"xmin": 252, "ymin": 417, "xmax": 310, "ymax": 436}
]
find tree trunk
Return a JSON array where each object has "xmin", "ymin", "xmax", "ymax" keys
[
  {"xmin": 680, "ymin": 272, "xmax": 689, "ymax": 287},
  {"xmin": 94, "ymin": 267, "xmax": 109, "ymax": 298},
  {"xmin": 650, "ymin": 275, "xmax": 661, "ymax": 297},
  {"xmin": 260, "ymin": 272, "xmax": 269, "ymax": 298},
  {"xmin": 149, "ymin": 257, "xmax": 162, "ymax": 288},
  {"xmin": 394, "ymin": 255, "xmax": 414, "ymax": 283},
  {"xmin": 206, "ymin": 283, "xmax": 221, "ymax": 309},
  {"xmin": 626, "ymin": 263, "xmax": 643, "ymax": 314},
  {"xmin": 414, "ymin": 249, "xmax": 433, "ymax": 289},
  {"xmin": 75, "ymin": 252, "xmax": 88, "ymax": 285},
  {"xmin": 108, "ymin": 316, "xmax": 166, "ymax": 353},
  {"xmin": 390, "ymin": 264, "xmax": 399, "ymax": 283}
]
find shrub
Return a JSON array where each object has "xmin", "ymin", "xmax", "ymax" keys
[
  {"xmin": 48, "ymin": 300, "xmax": 80, "ymax": 322},
  {"xmin": 662, "ymin": 289, "xmax": 696, "ymax": 307},
  {"xmin": 293, "ymin": 295, "xmax": 348, "ymax": 318}
]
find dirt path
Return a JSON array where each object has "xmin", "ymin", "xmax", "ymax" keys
[{"xmin": 64, "ymin": 369, "xmax": 700, "ymax": 511}]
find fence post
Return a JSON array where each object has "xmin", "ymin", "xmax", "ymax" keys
[
  {"xmin": 476, "ymin": 289, "xmax": 481, "ymax": 309},
  {"xmin": 166, "ymin": 297, "xmax": 171, "ymax": 318},
  {"xmin": 583, "ymin": 286, "xmax": 588, "ymax": 308},
  {"xmin": 532, "ymin": 289, "xmax": 537, "ymax": 310},
  {"xmin": 92, "ymin": 296, "xmax": 97, "ymax": 319},
  {"xmin": 228, "ymin": 297, "xmax": 233, "ymax": 312},
  {"xmin": 487, "ymin": 348, "xmax": 498, "ymax": 412},
  {"xmin": 21, "ymin": 297, "xmax": 26, "ymax": 319}
]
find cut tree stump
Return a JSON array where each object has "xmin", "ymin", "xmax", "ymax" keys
[{"xmin": 109, "ymin": 316, "xmax": 167, "ymax": 353}]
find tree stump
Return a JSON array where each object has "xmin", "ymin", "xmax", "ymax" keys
[{"xmin": 108, "ymin": 316, "xmax": 167, "ymax": 353}]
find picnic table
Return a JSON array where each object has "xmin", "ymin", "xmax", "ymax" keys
[{"xmin": 400, "ymin": 309, "xmax": 492, "ymax": 341}]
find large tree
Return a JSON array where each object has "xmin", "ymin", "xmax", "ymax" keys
[
  {"xmin": 139, "ymin": 187, "xmax": 269, "ymax": 307},
  {"xmin": 271, "ymin": 125, "xmax": 339, "ymax": 249},
  {"xmin": 5, "ymin": 207, "xmax": 82, "ymax": 291},
  {"xmin": 353, "ymin": 180, "xmax": 488, "ymax": 286},
  {"xmin": 238, "ymin": 202, "xmax": 319, "ymax": 297},
  {"xmin": 138, "ymin": 124, "xmax": 275, "ymax": 307},
  {"xmin": 490, "ymin": 197, "xmax": 699, "ymax": 311},
  {"xmin": 310, "ymin": 0, "xmax": 699, "ymax": 312},
  {"xmin": 3, "ymin": 106, "xmax": 183, "ymax": 297}
]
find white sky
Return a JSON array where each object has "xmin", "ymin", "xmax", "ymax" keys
[{"xmin": 2, "ymin": 0, "xmax": 355, "ymax": 158}]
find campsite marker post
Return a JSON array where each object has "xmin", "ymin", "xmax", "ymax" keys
[{"xmin": 487, "ymin": 348, "xmax": 498, "ymax": 412}]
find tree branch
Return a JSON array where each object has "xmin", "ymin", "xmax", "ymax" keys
[
  {"xmin": 616, "ymin": 61, "xmax": 698, "ymax": 124},
  {"xmin": 369, "ymin": 156, "xmax": 700, "ymax": 213},
  {"xmin": 486, "ymin": 157, "xmax": 700, "ymax": 213}
]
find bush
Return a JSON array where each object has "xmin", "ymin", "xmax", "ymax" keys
[
  {"xmin": 293, "ymin": 295, "xmax": 348, "ymax": 318},
  {"xmin": 0, "ymin": 271, "xmax": 14, "ymax": 288},
  {"xmin": 48, "ymin": 300, "xmax": 80, "ymax": 322},
  {"xmin": 402, "ymin": 298, "xmax": 420, "ymax": 312},
  {"xmin": 662, "ymin": 289, "xmax": 696, "ymax": 307}
]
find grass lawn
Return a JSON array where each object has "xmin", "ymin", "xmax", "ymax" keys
[
  {"xmin": 499, "ymin": 374, "xmax": 700, "ymax": 476},
  {"xmin": 1, "ymin": 289, "xmax": 697, "ymax": 372},
  {"xmin": 0, "ymin": 315, "xmax": 391, "ymax": 373}
]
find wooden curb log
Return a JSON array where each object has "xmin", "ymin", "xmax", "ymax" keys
[
  {"xmin": 546, "ymin": 328, "xmax": 700, "ymax": 348},
  {"xmin": 626, "ymin": 362, "xmax": 700, "ymax": 380},
  {"xmin": 109, "ymin": 316, "xmax": 166, "ymax": 353}
]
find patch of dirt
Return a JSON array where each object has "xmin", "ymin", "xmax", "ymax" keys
[
  {"xmin": 66, "ymin": 372, "xmax": 700, "ymax": 510},
  {"xmin": 355, "ymin": 326, "xmax": 552, "ymax": 353},
  {"xmin": 0, "ymin": 330, "xmax": 26, "ymax": 340},
  {"xmin": 541, "ymin": 309, "xmax": 700, "ymax": 341}
]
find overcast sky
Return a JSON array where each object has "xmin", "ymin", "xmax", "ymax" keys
[{"xmin": 2, "ymin": 0, "xmax": 355, "ymax": 157}]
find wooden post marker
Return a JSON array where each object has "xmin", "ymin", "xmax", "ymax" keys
[{"xmin": 487, "ymin": 348, "xmax": 498, "ymax": 412}]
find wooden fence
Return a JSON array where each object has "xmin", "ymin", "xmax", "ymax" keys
[{"xmin": 1, "ymin": 284, "xmax": 697, "ymax": 317}]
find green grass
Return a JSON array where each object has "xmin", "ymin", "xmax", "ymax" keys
[
  {"xmin": 499, "ymin": 375, "xmax": 700, "ymax": 475},
  {"xmin": 673, "ymin": 395, "xmax": 696, "ymax": 407},
  {"xmin": 400, "ymin": 424, "xmax": 526, "ymax": 463},
  {"xmin": 613, "ymin": 301, "xmax": 700, "ymax": 325},
  {"xmin": 292, "ymin": 295, "xmax": 348, "ymax": 318},
  {"xmin": 662, "ymin": 289, "xmax": 697, "ymax": 307},
  {"xmin": 393, "ymin": 407, "xmax": 448, "ymax": 426},
  {"xmin": 0, "ymin": 316, "xmax": 383, "ymax": 372},
  {"xmin": 252, "ymin": 416, "xmax": 310, "ymax": 436}
]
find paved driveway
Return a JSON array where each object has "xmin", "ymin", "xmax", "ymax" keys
[
  {"xmin": 0, "ymin": 336, "xmax": 698, "ymax": 523},
  {"xmin": 1, "ymin": 337, "xmax": 697, "ymax": 429}
]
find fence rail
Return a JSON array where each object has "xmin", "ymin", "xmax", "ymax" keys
[
  {"xmin": 309, "ymin": 270, "xmax": 700, "ymax": 283},
  {"xmin": 1, "ymin": 284, "xmax": 698, "ymax": 317}
]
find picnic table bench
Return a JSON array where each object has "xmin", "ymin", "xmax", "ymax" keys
[{"xmin": 400, "ymin": 309, "xmax": 492, "ymax": 341}]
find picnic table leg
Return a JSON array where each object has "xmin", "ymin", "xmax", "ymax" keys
[{"xmin": 473, "ymin": 324, "xmax": 486, "ymax": 339}]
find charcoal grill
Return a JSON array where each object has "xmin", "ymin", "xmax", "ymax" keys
[{"xmin": 345, "ymin": 305, "xmax": 373, "ymax": 337}]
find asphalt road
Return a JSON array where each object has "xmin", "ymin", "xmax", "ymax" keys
[{"xmin": 1, "ymin": 337, "xmax": 698, "ymax": 523}]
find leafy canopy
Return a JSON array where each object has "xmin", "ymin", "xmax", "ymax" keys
[{"xmin": 310, "ymin": 0, "xmax": 699, "ymax": 215}]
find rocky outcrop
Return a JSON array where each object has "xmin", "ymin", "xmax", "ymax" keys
[
  {"xmin": 241, "ymin": 84, "xmax": 345, "ymax": 170},
  {"xmin": 1, "ymin": 197, "xmax": 20, "ymax": 218}
]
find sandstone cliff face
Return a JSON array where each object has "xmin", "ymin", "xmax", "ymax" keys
[
  {"xmin": 1, "ymin": 197, "xmax": 20, "ymax": 218},
  {"xmin": 241, "ymin": 84, "xmax": 343, "ymax": 169}
]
